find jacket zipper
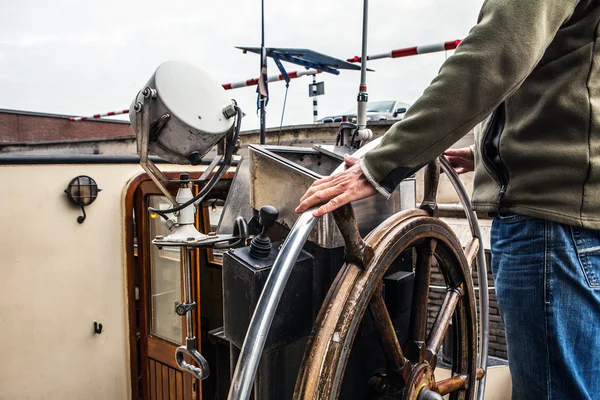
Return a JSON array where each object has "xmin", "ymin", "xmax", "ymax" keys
[{"xmin": 480, "ymin": 102, "xmax": 509, "ymax": 209}]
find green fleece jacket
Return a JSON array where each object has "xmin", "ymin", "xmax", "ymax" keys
[{"xmin": 362, "ymin": 0, "xmax": 600, "ymax": 229}]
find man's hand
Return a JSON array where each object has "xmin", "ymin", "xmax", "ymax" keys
[
  {"xmin": 295, "ymin": 154, "xmax": 377, "ymax": 217},
  {"xmin": 443, "ymin": 147, "xmax": 474, "ymax": 174}
]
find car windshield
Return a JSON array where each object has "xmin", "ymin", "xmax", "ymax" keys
[
  {"xmin": 367, "ymin": 101, "xmax": 396, "ymax": 113},
  {"xmin": 341, "ymin": 101, "xmax": 400, "ymax": 115}
]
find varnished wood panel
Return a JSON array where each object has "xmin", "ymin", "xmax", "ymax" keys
[
  {"xmin": 148, "ymin": 336, "xmax": 180, "ymax": 366},
  {"xmin": 156, "ymin": 361, "xmax": 163, "ymax": 399},
  {"xmin": 148, "ymin": 359, "xmax": 185, "ymax": 400},
  {"xmin": 169, "ymin": 368, "xmax": 177, "ymax": 400},
  {"xmin": 162, "ymin": 364, "xmax": 169, "ymax": 399},
  {"xmin": 149, "ymin": 360, "xmax": 157, "ymax": 400},
  {"xmin": 176, "ymin": 371, "xmax": 184, "ymax": 400}
]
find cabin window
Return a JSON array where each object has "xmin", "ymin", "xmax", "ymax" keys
[
  {"xmin": 205, "ymin": 199, "xmax": 224, "ymax": 232},
  {"xmin": 148, "ymin": 196, "xmax": 183, "ymax": 344}
]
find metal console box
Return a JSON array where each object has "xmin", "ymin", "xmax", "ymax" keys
[{"xmin": 248, "ymin": 144, "xmax": 416, "ymax": 248}]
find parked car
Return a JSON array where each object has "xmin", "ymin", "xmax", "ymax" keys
[{"xmin": 318, "ymin": 100, "xmax": 410, "ymax": 123}]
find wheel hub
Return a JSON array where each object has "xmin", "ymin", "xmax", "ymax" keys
[{"xmin": 403, "ymin": 363, "xmax": 437, "ymax": 400}]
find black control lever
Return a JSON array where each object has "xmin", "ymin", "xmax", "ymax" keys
[{"xmin": 249, "ymin": 205, "xmax": 279, "ymax": 259}]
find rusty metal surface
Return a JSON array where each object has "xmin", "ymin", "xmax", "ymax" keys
[{"xmin": 293, "ymin": 211, "xmax": 477, "ymax": 400}]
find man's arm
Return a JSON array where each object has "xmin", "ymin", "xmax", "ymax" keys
[{"xmin": 362, "ymin": 0, "xmax": 579, "ymax": 195}]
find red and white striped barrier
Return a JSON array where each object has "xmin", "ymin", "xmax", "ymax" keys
[
  {"xmin": 221, "ymin": 68, "xmax": 321, "ymax": 90},
  {"xmin": 70, "ymin": 42, "xmax": 461, "ymax": 122},
  {"xmin": 68, "ymin": 109, "xmax": 129, "ymax": 121},
  {"xmin": 347, "ymin": 39, "xmax": 461, "ymax": 63},
  {"xmin": 70, "ymin": 70, "xmax": 322, "ymax": 121}
]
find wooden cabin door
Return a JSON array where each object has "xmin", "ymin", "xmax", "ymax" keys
[{"xmin": 135, "ymin": 181, "xmax": 202, "ymax": 400}]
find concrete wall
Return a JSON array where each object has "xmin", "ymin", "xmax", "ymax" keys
[{"xmin": 0, "ymin": 163, "xmax": 205, "ymax": 400}]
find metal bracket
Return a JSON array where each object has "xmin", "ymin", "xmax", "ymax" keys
[
  {"xmin": 272, "ymin": 55, "xmax": 291, "ymax": 84},
  {"xmin": 197, "ymin": 155, "xmax": 222, "ymax": 182},
  {"xmin": 77, "ymin": 205, "xmax": 87, "ymax": 224},
  {"xmin": 175, "ymin": 301, "xmax": 196, "ymax": 316},
  {"xmin": 135, "ymin": 97, "xmax": 178, "ymax": 205}
]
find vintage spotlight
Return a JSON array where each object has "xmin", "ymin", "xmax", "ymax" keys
[
  {"xmin": 130, "ymin": 60, "xmax": 243, "ymax": 381},
  {"xmin": 130, "ymin": 60, "xmax": 242, "ymax": 244}
]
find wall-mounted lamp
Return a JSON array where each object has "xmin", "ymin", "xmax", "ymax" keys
[{"xmin": 64, "ymin": 175, "xmax": 101, "ymax": 223}]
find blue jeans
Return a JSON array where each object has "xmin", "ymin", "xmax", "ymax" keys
[{"xmin": 491, "ymin": 214, "xmax": 600, "ymax": 400}]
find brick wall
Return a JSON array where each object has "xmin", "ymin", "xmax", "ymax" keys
[{"xmin": 0, "ymin": 110, "xmax": 133, "ymax": 144}]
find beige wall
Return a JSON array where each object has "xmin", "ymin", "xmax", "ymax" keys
[{"xmin": 0, "ymin": 163, "xmax": 205, "ymax": 400}]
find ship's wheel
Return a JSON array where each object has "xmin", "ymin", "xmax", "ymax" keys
[{"xmin": 294, "ymin": 160, "xmax": 483, "ymax": 400}]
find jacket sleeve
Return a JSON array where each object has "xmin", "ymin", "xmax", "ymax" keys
[{"xmin": 362, "ymin": 0, "xmax": 579, "ymax": 196}]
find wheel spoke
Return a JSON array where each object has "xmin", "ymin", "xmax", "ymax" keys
[
  {"xmin": 464, "ymin": 237, "xmax": 480, "ymax": 274},
  {"xmin": 426, "ymin": 286, "xmax": 462, "ymax": 361},
  {"xmin": 435, "ymin": 374, "xmax": 467, "ymax": 395},
  {"xmin": 369, "ymin": 290, "xmax": 408, "ymax": 375},
  {"xmin": 408, "ymin": 238, "xmax": 437, "ymax": 347}
]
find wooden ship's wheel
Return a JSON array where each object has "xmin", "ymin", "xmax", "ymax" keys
[{"xmin": 294, "ymin": 160, "xmax": 484, "ymax": 400}]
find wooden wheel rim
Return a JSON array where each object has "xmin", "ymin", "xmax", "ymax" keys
[{"xmin": 294, "ymin": 210, "xmax": 477, "ymax": 400}]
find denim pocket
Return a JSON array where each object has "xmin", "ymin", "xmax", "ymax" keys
[
  {"xmin": 496, "ymin": 213, "xmax": 534, "ymax": 224},
  {"xmin": 571, "ymin": 227, "xmax": 600, "ymax": 289}
]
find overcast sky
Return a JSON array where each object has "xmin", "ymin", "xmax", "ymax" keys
[{"xmin": 0, "ymin": 0, "xmax": 484, "ymax": 131}]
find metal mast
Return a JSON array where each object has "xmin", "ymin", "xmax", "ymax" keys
[{"xmin": 259, "ymin": 0, "xmax": 266, "ymax": 144}]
